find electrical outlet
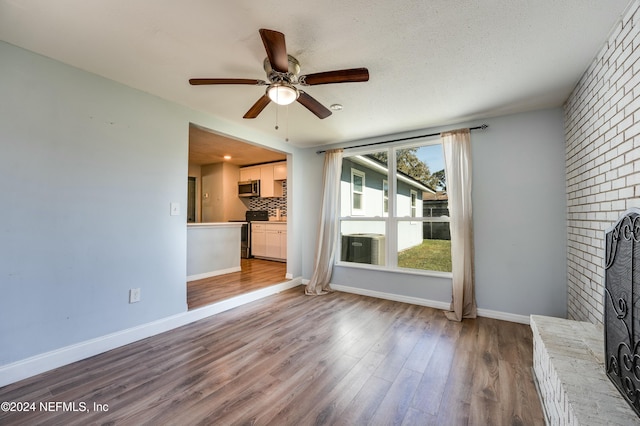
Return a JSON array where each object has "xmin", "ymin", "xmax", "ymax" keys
[{"xmin": 129, "ymin": 288, "xmax": 141, "ymax": 303}]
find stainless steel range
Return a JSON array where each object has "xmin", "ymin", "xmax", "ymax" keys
[{"xmin": 230, "ymin": 210, "xmax": 269, "ymax": 258}]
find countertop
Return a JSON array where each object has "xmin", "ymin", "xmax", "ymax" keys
[
  {"xmin": 187, "ymin": 222, "xmax": 245, "ymax": 228},
  {"xmin": 252, "ymin": 220, "xmax": 287, "ymax": 224}
]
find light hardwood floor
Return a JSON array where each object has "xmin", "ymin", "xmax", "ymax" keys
[
  {"xmin": 188, "ymin": 258, "xmax": 287, "ymax": 309},
  {"xmin": 0, "ymin": 288, "xmax": 544, "ymax": 425}
]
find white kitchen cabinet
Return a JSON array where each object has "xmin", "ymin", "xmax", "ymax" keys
[
  {"xmin": 240, "ymin": 167, "xmax": 261, "ymax": 182},
  {"xmin": 251, "ymin": 223, "xmax": 267, "ymax": 257},
  {"xmin": 273, "ymin": 163, "xmax": 287, "ymax": 180},
  {"xmin": 252, "ymin": 222, "xmax": 286, "ymax": 261},
  {"xmin": 259, "ymin": 163, "xmax": 286, "ymax": 198},
  {"xmin": 265, "ymin": 223, "xmax": 286, "ymax": 260},
  {"xmin": 280, "ymin": 227, "xmax": 287, "ymax": 259},
  {"xmin": 260, "ymin": 164, "xmax": 276, "ymax": 197},
  {"xmin": 240, "ymin": 162, "xmax": 286, "ymax": 198}
]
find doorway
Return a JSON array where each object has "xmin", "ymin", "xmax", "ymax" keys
[
  {"xmin": 186, "ymin": 123, "xmax": 290, "ymax": 310},
  {"xmin": 187, "ymin": 177, "xmax": 196, "ymax": 223}
]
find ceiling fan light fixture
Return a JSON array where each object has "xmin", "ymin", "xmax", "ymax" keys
[{"xmin": 267, "ymin": 83, "xmax": 299, "ymax": 105}]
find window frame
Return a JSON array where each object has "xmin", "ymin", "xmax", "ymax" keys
[
  {"xmin": 350, "ymin": 168, "xmax": 366, "ymax": 216},
  {"xmin": 337, "ymin": 139, "xmax": 452, "ymax": 278},
  {"xmin": 410, "ymin": 189, "xmax": 418, "ymax": 218}
]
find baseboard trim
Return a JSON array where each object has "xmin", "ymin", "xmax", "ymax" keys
[
  {"xmin": 0, "ymin": 277, "xmax": 302, "ymax": 388},
  {"xmin": 477, "ymin": 307, "xmax": 530, "ymax": 325},
  {"xmin": 328, "ymin": 283, "xmax": 530, "ymax": 325},
  {"xmin": 187, "ymin": 266, "xmax": 242, "ymax": 282},
  {"xmin": 329, "ymin": 284, "xmax": 451, "ymax": 310}
]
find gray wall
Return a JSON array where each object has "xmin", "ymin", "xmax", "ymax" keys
[
  {"xmin": 0, "ymin": 41, "xmax": 185, "ymax": 364},
  {"xmin": 473, "ymin": 109, "xmax": 567, "ymax": 317},
  {"xmin": 303, "ymin": 108, "xmax": 567, "ymax": 318},
  {"xmin": 0, "ymin": 41, "xmax": 301, "ymax": 366}
]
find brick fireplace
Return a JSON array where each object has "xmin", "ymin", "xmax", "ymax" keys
[
  {"xmin": 535, "ymin": 1, "xmax": 640, "ymax": 422},
  {"xmin": 530, "ymin": 210, "xmax": 640, "ymax": 424},
  {"xmin": 531, "ymin": 315, "xmax": 638, "ymax": 424},
  {"xmin": 603, "ymin": 209, "xmax": 640, "ymax": 416}
]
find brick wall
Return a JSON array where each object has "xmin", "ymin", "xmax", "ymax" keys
[{"xmin": 566, "ymin": 0, "xmax": 640, "ymax": 325}]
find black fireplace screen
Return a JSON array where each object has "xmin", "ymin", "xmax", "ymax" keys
[{"xmin": 605, "ymin": 208, "xmax": 640, "ymax": 417}]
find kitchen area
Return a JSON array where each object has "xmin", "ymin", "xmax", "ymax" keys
[{"xmin": 186, "ymin": 124, "xmax": 289, "ymax": 308}]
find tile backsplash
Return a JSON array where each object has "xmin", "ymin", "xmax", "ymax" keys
[{"xmin": 249, "ymin": 180, "xmax": 287, "ymax": 218}]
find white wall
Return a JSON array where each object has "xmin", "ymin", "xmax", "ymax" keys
[
  {"xmin": 187, "ymin": 224, "xmax": 241, "ymax": 279},
  {"xmin": 201, "ymin": 162, "xmax": 247, "ymax": 222},
  {"xmin": 222, "ymin": 163, "xmax": 247, "ymax": 221},
  {"xmin": 302, "ymin": 108, "xmax": 568, "ymax": 318},
  {"xmin": 0, "ymin": 41, "xmax": 302, "ymax": 368},
  {"xmin": 397, "ymin": 221, "xmax": 423, "ymax": 252},
  {"xmin": 201, "ymin": 163, "xmax": 222, "ymax": 222}
]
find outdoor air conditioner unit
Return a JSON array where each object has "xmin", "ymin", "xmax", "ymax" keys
[{"xmin": 341, "ymin": 233, "xmax": 386, "ymax": 265}]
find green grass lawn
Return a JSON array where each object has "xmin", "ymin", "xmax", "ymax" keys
[{"xmin": 397, "ymin": 239, "xmax": 452, "ymax": 272}]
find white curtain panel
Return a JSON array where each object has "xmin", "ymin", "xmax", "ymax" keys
[
  {"xmin": 441, "ymin": 129, "xmax": 477, "ymax": 321},
  {"xmin": 305, "ymin": 148, "xmax": 343, "ymax": 295}
]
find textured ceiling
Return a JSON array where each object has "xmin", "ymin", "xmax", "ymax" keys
[
  {"xmin": 189, "ymin": 124, "xmax": 286, "ymax": 167},
  {"xmin": 0, "ymin": 0, "xmax": 632, "ymax": 148}
]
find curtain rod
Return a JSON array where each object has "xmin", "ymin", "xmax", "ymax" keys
[{"xmin": 316, "ymin": 124, "xmax": 488, "ymax": 154}]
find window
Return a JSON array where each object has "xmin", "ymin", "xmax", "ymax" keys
[
  {"xmin": 350, "ymin": 169, "xmax": 365, "ymax": 215},
  {"xmin": 410, "ymin": 190, "xmax": 418, "ymax": 218},
  {"xmin": 383, "ymin": 179, "xmax": 389, "ymax": 216},
  {"xmin": 338, "ymin": 142, "xmax": 451, "ymax": 274}
]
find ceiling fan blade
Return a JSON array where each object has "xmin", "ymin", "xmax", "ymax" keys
[
  {"xmin": 297, "ymin": 92, "xmax": 332, "ymax": 119},
  {"xmin": 243, "ymin": 95, "xmax": 271, "ymax": 119},
  {"xmin": 259, "ymin": 29, "xmax": 289, "ymax": 73},
  {"xmin": 189, "ymin": 78, "xmax": 266, "ymax": 85},
  {"xmin": 300, "ymin": 68, "xmax": 369, "ymax": 86}
]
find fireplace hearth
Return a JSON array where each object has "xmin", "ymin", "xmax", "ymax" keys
[{"xmin": 605, "ymin": 208, "xmax": 640, "ymax": 417}]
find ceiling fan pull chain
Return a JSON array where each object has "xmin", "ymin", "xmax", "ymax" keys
[{"xmin": 275, "ymin": 101, "xmax": 279, "ymax": 130}]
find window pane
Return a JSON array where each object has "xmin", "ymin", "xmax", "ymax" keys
[
  {"xmin": 397, "ymin": 220, "xmax": 451, "ymax": 272},
  {"xmin": 353, "ymin": 174, "xmax": 363, "ymax": 192},
  {"xmin": 353, "ymin": 193, "xmax": 362, "ymax": 210},
  {"xmin": 410, "ymin": 190, "xmax": 418, "ymax": 217},
  {"xmin": 395, "ymin": 145, "xmax": 444, "ymax": 218},
  {"xmin": 340, "ymin": 221, "xmax": 386, "ymax": 266},
  {"xmin": 424, "ymin": 204, "xmax": 450, "ymax": 239},
  {"xmin": 341, "ymin": 151, "xmax": 388, "ymax": 218}
]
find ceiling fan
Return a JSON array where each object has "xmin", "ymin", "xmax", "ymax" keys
[{"xmin": 189, "ymin": 29, "xmax": 369, "ymax": 120}]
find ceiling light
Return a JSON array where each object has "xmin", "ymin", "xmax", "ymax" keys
[
  {"xmin": 267, "ymin": 83, "xmax": 299, "ymax": 106},
  {"xmin": 223, "ymin": 155, "xmax": 231, "ymax": 160},
  {"xmin": 330, "ymin": 104, "xmax": 343, "ymax": 111}
]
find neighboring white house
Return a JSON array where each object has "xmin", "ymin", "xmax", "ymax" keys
[{"xmin": 339, "ymin": 155, "xmax": 434, "ymax": 263}]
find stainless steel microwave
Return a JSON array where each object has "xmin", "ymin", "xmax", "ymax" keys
[{"xmin": 238, "ymin": 180, "xmax": 260, "ymax": 197}]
